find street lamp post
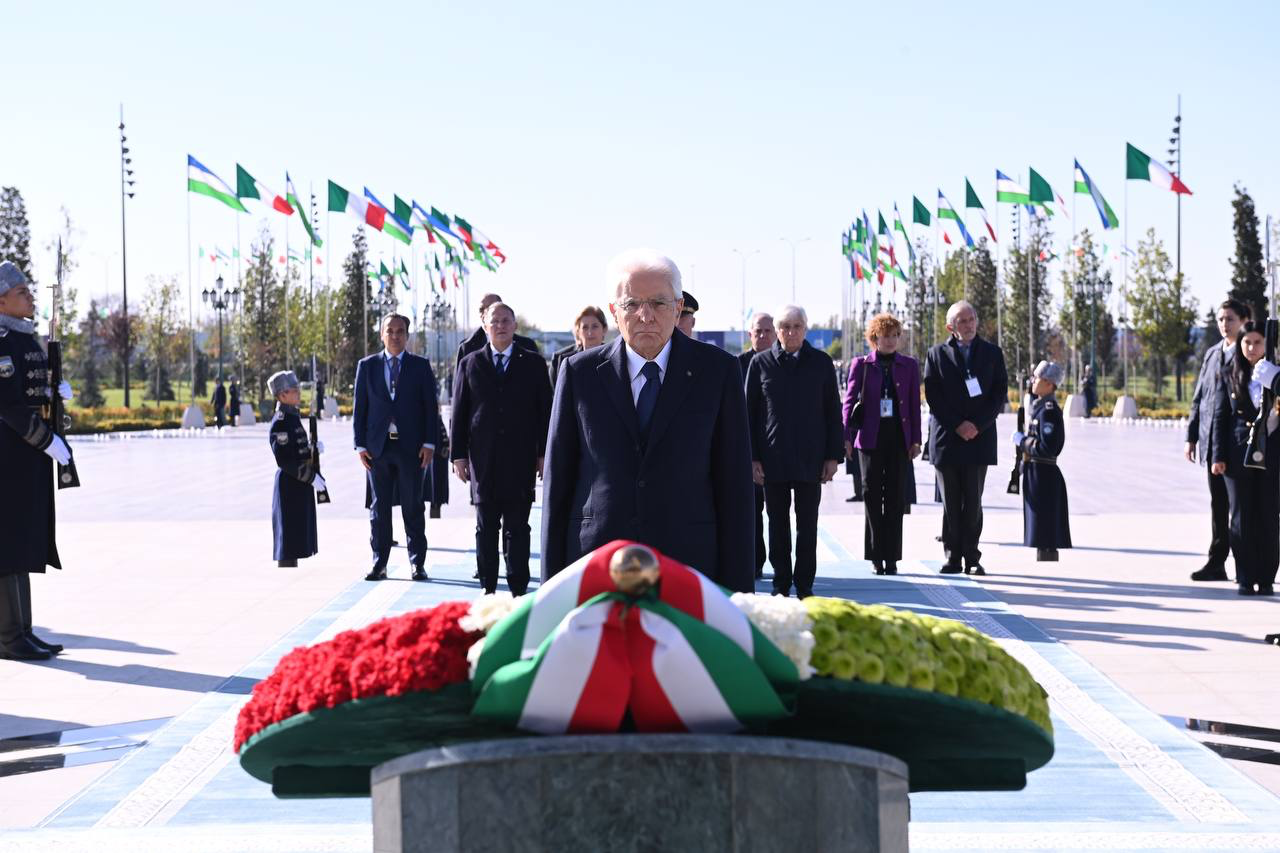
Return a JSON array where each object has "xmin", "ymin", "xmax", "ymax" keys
[
  {"xmin": 118, "ymin": 106, "xmax": 136, "ymax": 407},
  {"xmin": 732, "ymin": 248, "xmax": 761, "ymax": 349},
  {"xmin": 779, "ymin": 236, "xmax": 812, "ymax": 303},
  {"xmin": 202, "ymin": 274, "xmax": 240, "ymax": 382}
]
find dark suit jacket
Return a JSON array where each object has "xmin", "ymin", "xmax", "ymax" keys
[
  {"xmin": 1187, "ymin": 342, "xmax": 1232, "ymax": 463},
  {"xmin": 746, "ymin": 341, "xmax": 844, "ymax": 483},
  {"xmin": 550, "ymin": 343, "xmax": 581, "ymax": 392},
  {"xmin": 923, "ymin": 335, "xmax": 1008, "ymax": 467},
  {"xmin": 541, "ymin": 331, "xmax": 755, "ymax": 591},
  {"xmin": 451, "ymin": 344, "xmax": 552, "ymax": 504},
  {"xmin": 455, "ymin": 327, "xmax": 539, "ymax": 373},
  {"xmin": 738, "ymin": 349, "xmax": 761, "ymax": 382},
  {"xmin": 352, "ymin": 351, "xmax": 439, "ymax": 459},
  {"xmin": 842, "ymin": 351, "xmax": 922, "ymax": 451}
]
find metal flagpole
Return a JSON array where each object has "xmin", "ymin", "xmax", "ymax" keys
[
  {"xmin": 994, "ymin": 173, "xmax": 1002, "ymax": 350},
  {"xmin": 1123, "ymin": 178, "xmax": 1129, "ymax": 390},
  {"xmin": 186, "ymin": 186, "xmax": 196, "ymax": 405},
  {"xmin": 932, "ymin": 211, "xmax": 940, "ymax": 345},
  {"xmin": 236, "ymin": 214, "xmax": 243, "ymax": 387}
]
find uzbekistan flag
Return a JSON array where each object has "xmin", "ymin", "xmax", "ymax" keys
[
  {"xmin": 964, "ymin": 178, "xmax": 997, "ymax": 243},
  {"xmin": 235, "ymin": 165, "xmax": 293, "ymax": 215},
  {"xmin": 1127, "ymin": 143, "xmax": 1192, "ymax": 194},
  {"xmin": 188, "ymin": 155, "xmax": 247, "ymax": 213},
  {"xmin": 937, "ymin": 191, "xmax": 975, "ymax": 248},
  {"xmin": 328, "ymin": 180, "xmax": 385, "ymax": 230},
  {"xmin": 893, "ymin": 203, "xmax": 915, "ymax": 263},
  {"xmin": 364, "ymin": 189, "xmax": 412, "ymax": 246},
  {"xmin": 1074, "ymin": 160, "xmax": 1119, "ymax": 230},
  {"xmin": 996, "ymin": 170, "xmax": 1030, "ymax": 205},
  {"xmin": 471, "ymin": 225, "xmax": 506, "ymax": 264}
]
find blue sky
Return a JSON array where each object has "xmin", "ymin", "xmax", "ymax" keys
[{"xmin": 3, "ymin": 0, "xmax": 1278, "ymax": 334}]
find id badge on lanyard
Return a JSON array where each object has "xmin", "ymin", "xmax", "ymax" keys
[
  {"xmin": 965, "ymin": 373, "xmax": 982, "ymax": 398},
  {"xmin": 880, "ymin": 397, "xmax": 895, "ymax": 417}
]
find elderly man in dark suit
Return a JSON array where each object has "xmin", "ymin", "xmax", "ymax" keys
[
  {"xmin": 924, "ymin": 300, "xmax": 1008, "ymax": 576},
  {"xmin": 541, "ymin": 249, "xmax": 754, "ymax": 591},
  {"xmin": 455, "ymin": 292, "xmax": 540, "ymax": 372},
  {"xmin": 745, "ymin": 306, "xmax": 843, "ymax": 598},
  {"xmin": 452, "ymin": 302, "xmax": 552, "ymax": 595},
  {"xmin": 353, "ymin": 314, "xmax": 439, "ymax": 582},
  {"xmin": 1184, "ymin": 298, "xmax": 1248, "ymax": 581},
  {"xmin": 739, "ymin": 312, "xmax": 776, "ymax": 580}
]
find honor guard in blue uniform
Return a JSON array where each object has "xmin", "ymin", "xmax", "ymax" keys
[
  {"xmin": 267, "ymin": 371, "xmax": 325, "ymax": 567},
  {"xmin": 1013, "ymin": 360, "xmax": 1072, "ymax": 561},
  {"xmin": 0, "ymin": 261, "xmax": 72, "ymax": 660}
]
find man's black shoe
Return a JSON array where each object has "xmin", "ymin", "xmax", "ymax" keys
[
  {"xmin": 1, "ymin": 636, "xmax": 53, "ymax": 661},
  {"xmin": 1258, "ymin": 584, "xmax": 1275, "ymax": 596},
  {"xmin": 872, "ymin": 560, "xmax": 884, "ymax": 575},
  {"xmin": 795, "ymin": 589, "xmax": 812, "ymax": 600},
  {"xmin": 846, "ymin": 495, "xmax": 863, "ymax": 502},
  {"xmin": 1190, "ymin": 564, "xmax": 1229, "ymax": 582},
  {"xmin": 278, "ymin": 559, "xmax": 298, "ymax": 568},
  {"xmin": 365, "ymin": 567, "xmax": 388, "ymax": 581},
  {"xmin": 27, "ymin": 632, "xmax": 62, "ymax": 654},
  {"xmin": 411, "ymin": 566, "xmax": 428, "ymax": 582},
  {"xmin": 1036, "ymin": 549, "xmax": 1059, "ymax": 562},
  {"xmin": 968, "ymin": 564, "xmax": 987, "ymax": 576},
  {"xmin": 940, "ymin": 562, "xmax": 963, "ymax": 575},
  {"xmin": 885, "ymin": 563, "xmax": 898, "ymax": 576},
  {"xmin": 1239, "ymin": 584, "xmax": 1257, "ymax": 596}
]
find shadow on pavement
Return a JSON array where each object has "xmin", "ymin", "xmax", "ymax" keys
[{"xmin": 29, "ymin": 629, "xmax": 175, "ymax": 656}]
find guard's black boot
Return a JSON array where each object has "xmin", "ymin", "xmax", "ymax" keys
[
  {"xmin": 872, "ymin": 560, "xmax": 884, "ymax": 575},
  {"xmin": 365, "ymin": 566, "xmax": 388, "ymax": 581},
  {"xmin": 1036, "ymin": 549, "xmax": 1059, "ymax": 562},
  {"xmin": 1, "ymin": 635, "xmax": 52, "ymax": 661},
  {"xmin": 885, "ymin": 562, "xmax": 898, "ymax": 575},
  {"xmin": 1190, "ymin": 564, "xmax": 1229, "ymax": 582},
  {"xmin": 968, "ymin": 564, "xmax": 987, "ymax": 576},
  {"xmin": 940, "ymin": 562, "xmax": 963, "ymax": 575},
  {"xmin": 278, "ymin": 559, "xmax": 298, "ymax": 568},
  {"xmin": 411, "ymin": 566, "xmax": 428, "ymax": 582},
  {"xmin": 26, "ymin": 632, "xmax": 63, "ymax": 654}
]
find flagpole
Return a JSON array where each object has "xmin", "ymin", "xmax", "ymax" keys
[
  {"xmin": 994, "ymin": 173, "xmax": 1002, "ymax": 350},
  {"xmin": 308, "ymin": 181, "xmax": 315, "ymax": 386},
  {"xmin": 235, "ymin": 213, "xmax": 243, "ymax": 389},
  {"xmin": 1123, "ymin": 178, "xmax": 1129, "ymax": 392},
  {"xmin": 1071, "ymin": 170, "xmax": 1079, "ymax": 391},
  {"xmin": 187, "ymin": 185, "xmax": 196, "ymax": 409},
  {"xmin": 324, "ymin": 201, "xmax": 331, "ymax": 384},
  {"xmin": 932, "ymin": 209, "xmax": 940, "ymax": 345}
]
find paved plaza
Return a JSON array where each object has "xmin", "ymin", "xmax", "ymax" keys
[{"xmin": 2, "ymin": 414, "xmax": 1279, "ymax": 851}]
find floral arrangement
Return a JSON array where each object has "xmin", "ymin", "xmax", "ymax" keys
[
  {"xmin": 233, "ymin": 601, "xmax": 479, "ymax": 752},
  {"xmin": 729, "ymin": 593, "xmax": 816, "ymax": 680}
]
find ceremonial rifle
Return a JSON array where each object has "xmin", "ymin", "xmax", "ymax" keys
[
  {"xmin": 48, "ymin": 238, "xmax": 80, "ymax": 489},
  {"xmin": 310, "ymin": 413, "xmax": 330, "ymax": 504},
  {"xmin": 1006, "ymin": 374, "xmax": 1026, "ymax": 495},
  {"xmin": 1244, "ymin": 318, "xmax": 1280, "ymax": 471}
]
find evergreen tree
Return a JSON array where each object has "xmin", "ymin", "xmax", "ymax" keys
[
  {"xmin": 75, "ymin": 299, "xmax": 106, "ymax": 408},
  {"xmin": 1197, "ymin": 307, "xmax": 1222, "ymax": 362},
  {"xmin": 0, "ymin": 187, "xmax": 34, "ymax": 283},
  {"xmin": 239, "ymin": 227, "xmax": 285, "ymax": 403},
  {"xmin": 140, "ymin": 275, "xmax": 184, "ymax": 401},
  {"xmin": 334, "ymin": 229, "xmax": 373, "ymax": 391},
  {"xmin": 1059, "ymin": 230, "xmax": 1116, "ymax": 386},
  {"xmin": 1229, "ymin": 184, "xmax": 1268, "ymax": 321},
  {"xmin": 1001, "ymin": 220, "xmax": 1054, "ymax": 378},
  {"xmin": 937, "ymin": 240, "xmax": 1000, "ymax": 344},
  {"xmin": 903, "ymin": 240, "xmax": 936, "ymax": 362},
  {"xmin": 1129, "ymin": 228, "xmax": 1199, "ymax": 399}
]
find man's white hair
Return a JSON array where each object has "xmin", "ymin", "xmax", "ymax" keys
[
  {"xmin": 946, "ymin": 300, "xmax": 977, "ymax": 325},
  {"xmin": 775, "ymin": 304, "xmax": 808, "ymax": 327},
  {"xmin": 749, "ymin": 311, "xmax": 774, "ymax": 328},
  {"xmin": 605, "ymin": 248, "xmax": 682, "ymax": 302}
]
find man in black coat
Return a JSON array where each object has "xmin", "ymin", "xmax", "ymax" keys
[
  {"xmin": 452, "ymin": 302, "xmax": 552, "ymax": 595},
  {"xmin": 229, "ymin": 377, "xmax": 241, "ymax": 426},
  {"xmin": 541, "ymin": 249, "xmax": 754, "ymax": 591},
  {"xmin": 353, "ymin": 313, "xmax": 439, "ymax": 581},
  {"xmin": 745, "ymin": 306, "xmax": 843, "ymax": 597},
  {"xmin": 739, "ymin": 312, "xmax": 776, "ymax": 579},
  {"xmin": 1184, "ymin": 298, "xmax": 1247, "ymax": 581},
  {"xmin": 210, "ymin": 378, "xmax": 227, "ymax": 427},
  {"xmin": 455, "ymin": 292, "xmax": 539, "ymax": 373},
  {"xmin": 924, "ymin": 300, "xmax": 1008, "ymax": 576}
]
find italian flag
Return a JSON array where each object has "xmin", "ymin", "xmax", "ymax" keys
[
  {"xmin": 235, "ymin": 165, "xmax": 293, "ymax": 215},
  {"xmin": 1126, "ymin": 143, "xmax": 1192, "ymax": 194},
  {"xmin": 965, "ymin": 178, "xmax": 997, "ymax": 243},
  {"xmin": 472, "ymin": 226, "xmax": 506, "ymax": 264},
  {"xmin": 364, "ymin": 189, "xmax": 413, "ymax": 246},
  {"xmin": 472, "ymin": 597, "xmax": 788, "ymax": 735},
  {"xmin": 187, "ymin": 155, "xmax": 247, "ymax": 213},
  {"xmin": 328, "ymin": 180, "xmax": 386, "ymax": 230},
  {"xmin": 996, "ymin": 170, "xmax": 1030, "ymax": 205},
  {"xmin": 286, "ymin": 173, "xmax": 322, "ymax": 248}
]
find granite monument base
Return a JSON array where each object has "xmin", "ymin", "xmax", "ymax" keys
[{"xmin": 371, "ymin": 735, "xmax": 909, "ymax": 853}]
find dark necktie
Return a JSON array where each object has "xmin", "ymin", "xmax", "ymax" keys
[
  {"xmin": 635, "ymin": 361, "xmax": 661, "ymax": 435},
  {"xmin": 495, "ymin": 352, "xmax": 506, "ymax": 374},
  {"xmin": 388, "ymin": 355, "xmax": 401, "ymax": 395}
]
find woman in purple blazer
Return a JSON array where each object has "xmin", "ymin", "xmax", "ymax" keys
[{"xmin": 842, "ymin": 313, "xmax": 922, "ymax": 575}]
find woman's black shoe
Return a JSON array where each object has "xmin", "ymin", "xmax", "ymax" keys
[
  {"xmin": 1238, "ymin": 584, "xmax": 1257, "ymax": 596},
  {"xmin": 872, "ymin": 560, "xmax": 884, "ymax": 575},
  {"xmin": 885, "ymin": 563, "xmax": 898, "ymax": 575}
]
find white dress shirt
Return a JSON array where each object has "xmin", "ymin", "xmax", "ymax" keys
[
  {"xmin": 355, "ymin": 349, "xmax": 433, "ymax": 452},
  {"xmin": 491, "ymin": 342, "xmax": 514, "ymax": 369},
  {"xmin": 625, "ymin": 338, "xmax": 672, "ymax": 406}
]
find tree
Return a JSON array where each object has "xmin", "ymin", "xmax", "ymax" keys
[
  {"xmin": 75, "ymin": 299, "xmax": 106, "ymax": 408},
  {"xmin": 140, "ymin": 275, "xmax": 186, "ymax": 401},
  {"xmin": 1059, "ymin": 229, "xmax": 1116, "ymax": 387},
  {"xmin": 1128, "ymin": 228, "xmax": 1199, "ymax": 399},
  {"xmin": 102, "ymin": 297, "xmax": 139, "ymax": 388},
  {"xmin": 239, "ymin": 226, "xmax": 286, "ymax": 402},
  {"xmin": 1229, "ymin": 184, "xmax": 1268, "ymax": 321},
  {"xmin": 1001, "ymin": 220, "xmax": 1053, "ymax": 378},
  {"xmin": 903, "ymin": 240, "xmax": 935, "ymax": 362},
  {"xmin": 937, "ymin": 240, "xmax": 999, "ymax": 344},
  {"xmin": 333, "ymin": 229, "xmax": 374, "ymax": 392},
  {"xmin": 0, "ymin": 187, "xmax": 34, "ymax": 283}
]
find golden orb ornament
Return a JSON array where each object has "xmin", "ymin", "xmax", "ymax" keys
[{"xmin": 609, "ymin": 544, "xmax": 661, "ymax": 595}]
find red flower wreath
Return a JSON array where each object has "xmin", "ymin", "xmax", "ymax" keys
[{"xmin": 234, "ymin": 601, "xmax": 479, "ymax": 752}]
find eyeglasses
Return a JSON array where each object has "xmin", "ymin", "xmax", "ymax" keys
[{"xmin": 617, "ymin": 298, "xmax": 676, "ymax": 316}]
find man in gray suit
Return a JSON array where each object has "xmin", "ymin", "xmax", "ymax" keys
[{"xmin": 1184, "ymin": 298, "xmax": 1249, "ymax": 582}]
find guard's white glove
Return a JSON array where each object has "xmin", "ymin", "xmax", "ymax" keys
[
  {"xmin": 1012, "ymin": 431, "xmax": 1026, "ymax": 447},
  {"xmin": 58, "ymin": 381, "xmax": 73, "ymax": 401},
  {"xmin": 44, "ymin": 434, "xmax": 71, "ymax": 465},
  {"xmin": 315, "ymin": 440, "xmax": 325, "ymax": 454},
  {"xmin": 1253, "ymin": 359, "xmax": 1280, "ymax": 390},
  {"xmin": 312, "ymin": 475, "xmax": 328, "ymax": 492}
]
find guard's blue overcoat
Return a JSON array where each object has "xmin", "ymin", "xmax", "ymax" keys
[
  {"xmin": 269, "ymin": 404, "xmax": 318, "ymax": 561},
  {"xmin": 0, "ymin": 324, "xmax": 60, "ymax": 576},
  {"xmin": 1019, "ymin": 395, "xmax": 1071, "ymax": 549}
]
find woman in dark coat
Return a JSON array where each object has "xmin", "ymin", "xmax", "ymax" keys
[
  {"xmin": 842, "ymin": 313, "xmax": 922, "ymax": 575},
  {"xmin": 267, "ymin": 371, "xmax": 325, "ymax": 567},
  {"xmin": 1014, "ymin": 361, "xmax": 1071, "ymax": 560},
  {"xmin": 1210, "ymin": 321, "xmax": 1279, "ymax": 596}
]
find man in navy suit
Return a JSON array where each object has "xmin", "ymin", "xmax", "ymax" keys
[
  {"xmin": 452, "ymin": 302, "xmax": 552, "ymax": 595},
  {"xmin": 541, "ymin": 249, "xmax": 754, "ymax": 592},
  {"xmin": 353, "ymin": 314, "xmax": 439, "ymax": 581}
]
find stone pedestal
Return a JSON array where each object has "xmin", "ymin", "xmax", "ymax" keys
[
  {"xmin": 180, "ymin": 404, "xmax": 205, "ymax": 429},
  {"xmin": 238, "ymin": 403, "xmax": 256, "ymax": 425},
  {"xmin": 1064, "ymin": 394, "xmax": 1088, "ymax": 418},
  {"xmin": 371, "ymin": 735, "xmax": 908, "ymax": 853},
  {"xmin": 1112, "ymin": 395, "xmax": 1139, "ymax": 420},
  {"xmin": 323, "ymin": 397, "xmax": 339, "ymax": 420}
]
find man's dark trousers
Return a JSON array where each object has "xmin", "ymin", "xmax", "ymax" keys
[
  {"xmin": 1207, "ymin": 467, "xmax": 1231, "ymax": 569},
  {"xmin": 368, "ymin": 439, "xmax": 427, "ymax": 569},
  {"xmin": 765, "ymin": 482, "xmax": 821, "ymax": 595},
  {"xmin": 477, "ymin": 500, "xmax": 531, "ymax": 594},
  {"xmin": 753, "ymin": 484, "xmax": 767, "ymax": 577},
  {"xmin": 936, "ymin": 463, "xmax": 986, "ymax": 567}
]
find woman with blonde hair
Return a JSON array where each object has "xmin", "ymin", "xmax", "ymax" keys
[
  {"xmin": 550, "ymin": 306, "xmax": 608, "ymax": 391},
  {"xmin": 842, "ymin": 313, "xmax": 922, "ymax": 575}
]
